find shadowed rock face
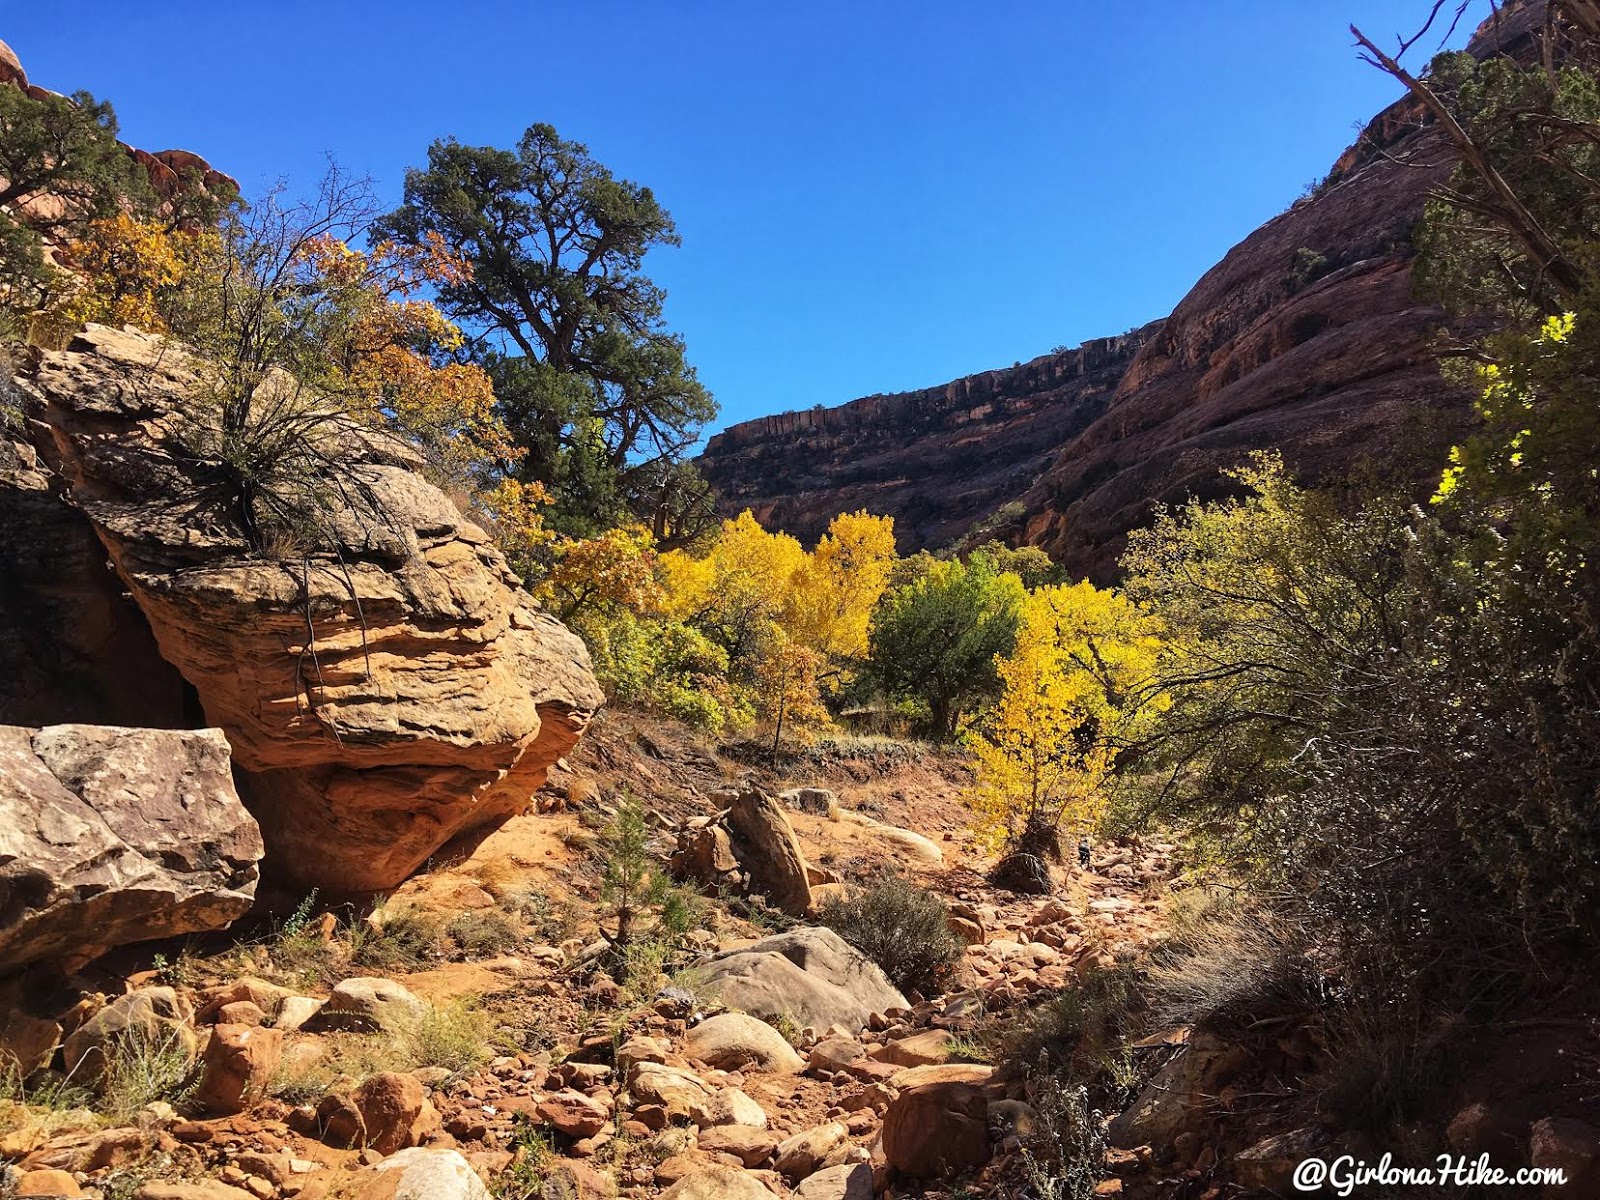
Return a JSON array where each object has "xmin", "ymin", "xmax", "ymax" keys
[
  {"xmin": 702, "ymin": 7, "xmax": 1550, "ymax": 577},
  {"xmin": 698, "ymin": 328, "xmax": 1158, "ymax": 551},
  {"xmin": 0, "ymin": 723, "xmax": 263, "ymax": 973},
  {"xmin": 13, "ymin": 325, "xmax": 603, "ymax": 892}
]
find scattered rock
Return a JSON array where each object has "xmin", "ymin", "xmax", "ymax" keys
[
  {"xmin": 352, "ymin": 1072, "xmax": 441, "ymax": 1155},
  {"xmin": 135, "ymin": 1183, "xmax": 258, "ymax": 1200},
  {"xmin": 1529, "ymin": 1117, "xmax": 1600, "ymax": 1195},
  {"xmin": 873, "ymin": 1029, "xmax": 953, "ymax": 1067},
  {"xmin": 539, "ymin": 1160, "xmax": 618, "ymax": 1199},
  {"xmin": 659, "ymin": 1165, "xmax": 777, "ymax": 1199},
  {"xmin": 795, "ymin": 1162, "xmax": 873, "ymax": 1200},
  {"xmin": 696, "ymin": 1125, "xmax": 779, "ymax": 1167},
  {"xmin": 882, "ymin": 1080, "xmax": 990, "ymax": 1178},
  {"xmin": 779, "ymin": 787, "xmax": 837, "ymax": 815},
  {"xmin": 774, "ymin": 1121, "xmax": 848, "ymax": 1180},
  {"xmin": 693, "ymin": 1087, "xmax": 768, "ymax": 1130},
  {"xmin": 194, "ymin": 1023, "xmax": 282, "ymax": 1115},
  {"xmin": 348, "ymin": 1147, "xmax": 490, "ymax": 1199},
  {"xmin": 1232, "ymin": 1126, "xmax": 1328, "ymax": 1194},
  {"xmin": 312, "ymin": 977, "xmax": 425, "ymax": 1032},
  {"xmin": 538, "ymin": 1089, "xmax": 611, "ymax": 1139},
  {"xmin": 15, "ymin": 1169, "xmax": 84, "ymax": 1198},
  {"xmin": 724, "ymin": 788, "xmax": 813, "ymax": 915},
  {"xmin": 1107, "ymin": 1034, "xmax": 1251, "ymax": 1152}
]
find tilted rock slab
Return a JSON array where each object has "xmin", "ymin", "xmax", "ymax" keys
[
  {"xmin": 19, "ymin": 326, "xmax": 603, "ymax": 890},
  {"xmin": 0, "ymin": 724, "xmax": 263, "ymax": 972},
  {"xmin": 725, "ymin": 788, "xmax": 813, "ymax": 915}
]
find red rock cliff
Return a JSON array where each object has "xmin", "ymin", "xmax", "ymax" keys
[
  {"xmin": 701, "ymin": 5, "xmax": 1549, "ymax": 575},
  {"xmin": 699, "ymin": 327, "xmax": 1159, "ymax": 550}
]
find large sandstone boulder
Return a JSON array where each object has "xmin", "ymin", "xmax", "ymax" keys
[
  {"xmin": 347, "ymin": 1147, "xmax": 488, "ymax": 1200},
  {"xmin": 659, "ymin": 1167, "xmax": 774, "ymax": 1200},
  {"xmin": 15, "ymin": 326, "xmax": 602, "ymax": 890},
  {"xmin": 881, "ymin": 1078, "xmax": 991, "ymax": 1178},
  {"xmin": 62, "ymin": 987, "xmax": 197, "ymax": 1082},
  {"xmin": 1107, "ymin": 1033, "xmax": 1253, "ymax": 1152},
  {"xmin": 0, "ymin": 724, "xmax": 262, "ymax": 972},
  {"xmin": 796, "ymin": 1163, "xmax": 873, "ymax": 1200},
  {"xmin": 699, "ymin": 928, "xmax": 907, "ymax": 1033},
  {"xmin": 0, "ymin": 38, "xmax": 27, "ymax": 88}
]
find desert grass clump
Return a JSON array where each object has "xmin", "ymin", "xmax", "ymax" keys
[
  {"xmin": 818, "ymin": 873, "xmax": 963, "ymax": 996},
  {"xmin": 492, "ymin": 1119, "xmax": 556, "ymax": 1199},
  {"xmin": 99, "ymin": 1027, "xmax": 197, "ymax": 1123},
  {"xmin": 0, "ymin": 1059, "xmax": 94, "ymax": 1118},
  {"xmin": 1146, "ymin": 897, "xmax": 1320, "ymax": 1040},
  {"xmin": 348, "ymin": 905, "xmax": 445, "ymax": 973},
  {"xmin": 1311, "ymin": 991, "xmax": 1463, "ymax": 1139},
  {"xmin": 395, "ymin": 998, "xmax": 494, "ymax": 1075},
  {"xmin": 445, "ymin": 909, "xmax": 524, "ymax": 960},
  {"xmin": 262, "ymin": 889, "xmax": 340, "ymax": 984}
]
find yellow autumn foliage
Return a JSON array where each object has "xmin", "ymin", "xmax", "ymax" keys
[
  {"xmin": 966, "ymin": 580, "xmax": 1166, "ymax": 854},
  {"xmin": 786, "ymin": 510, "xmax": 898, "ymax": 660}
]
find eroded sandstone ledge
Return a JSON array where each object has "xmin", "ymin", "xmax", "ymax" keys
[{"xmin": 11, "ymin": 325, "xmax": 603, "ymax": 891}]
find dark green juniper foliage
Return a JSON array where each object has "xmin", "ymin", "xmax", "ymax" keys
[
  {"xmin": 596, "ymin": 794, "xmax": 695, "ymax": 977},
  {"xmin": 0, "ymin": 85, "xmax": 155, "ymax": 326},
  {"xmin": 372, "ymin": 124, "xmax": 717, "ymax": 544}
]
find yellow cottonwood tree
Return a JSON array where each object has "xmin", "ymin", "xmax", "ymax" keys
[
  {"xmin": 52, "ymin": 212, "xmax": 205, "ymax": 333},
  {"xmin": 787, "ymin": 510, "xmax": 898, "ymax": 660},
  {"xmin": 755, "ymin": 632, "xmax": 832, "ymax": 753},
  {"xmin": 967, "ymin": 581, "xmax": 1165, "ymax": 855},
  {"xmin": 538, "ymin": 524, "xmax": 663, "ymax": 621},
  {"xmin": 691, "ymin": 510, "xmax": 809, "ymax": 667}
]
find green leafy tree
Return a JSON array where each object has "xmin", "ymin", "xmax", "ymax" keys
[
  {"xmin": 867, "ymin": 555, "xmax": 1026, "ymax": 740},
  {"xmin": 372, "ymin": 124, "xmax": 716, "ymax": 537}
]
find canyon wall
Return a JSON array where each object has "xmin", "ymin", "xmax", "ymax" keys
[
  {"xmin": 700, "ymin": 326, "xmax": 1159, "ymax": 551},
  {"xmin": 701, "ymin": 5, "xmax": 1548, "ymax": 575}
]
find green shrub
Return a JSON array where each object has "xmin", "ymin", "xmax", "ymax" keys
[
  {"xmin": 819, "ymin": 874, "xmax": 963, "ymax": 996},
  {"xmin": 596, "ymin": 795, "xmax": 701, "ymax": 982},
  {"xmin": 1019, "ymin": 1083, "xmax": 1108, "ymax": 1200},
  {"xmin": 985, "ymin": 961, "xmax": 1144, "ymax": 1106}
]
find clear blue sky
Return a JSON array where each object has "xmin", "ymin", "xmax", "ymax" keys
[{"xmin": 2, "ymin": 2, "xmax": 1472, "ymax": 438}]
